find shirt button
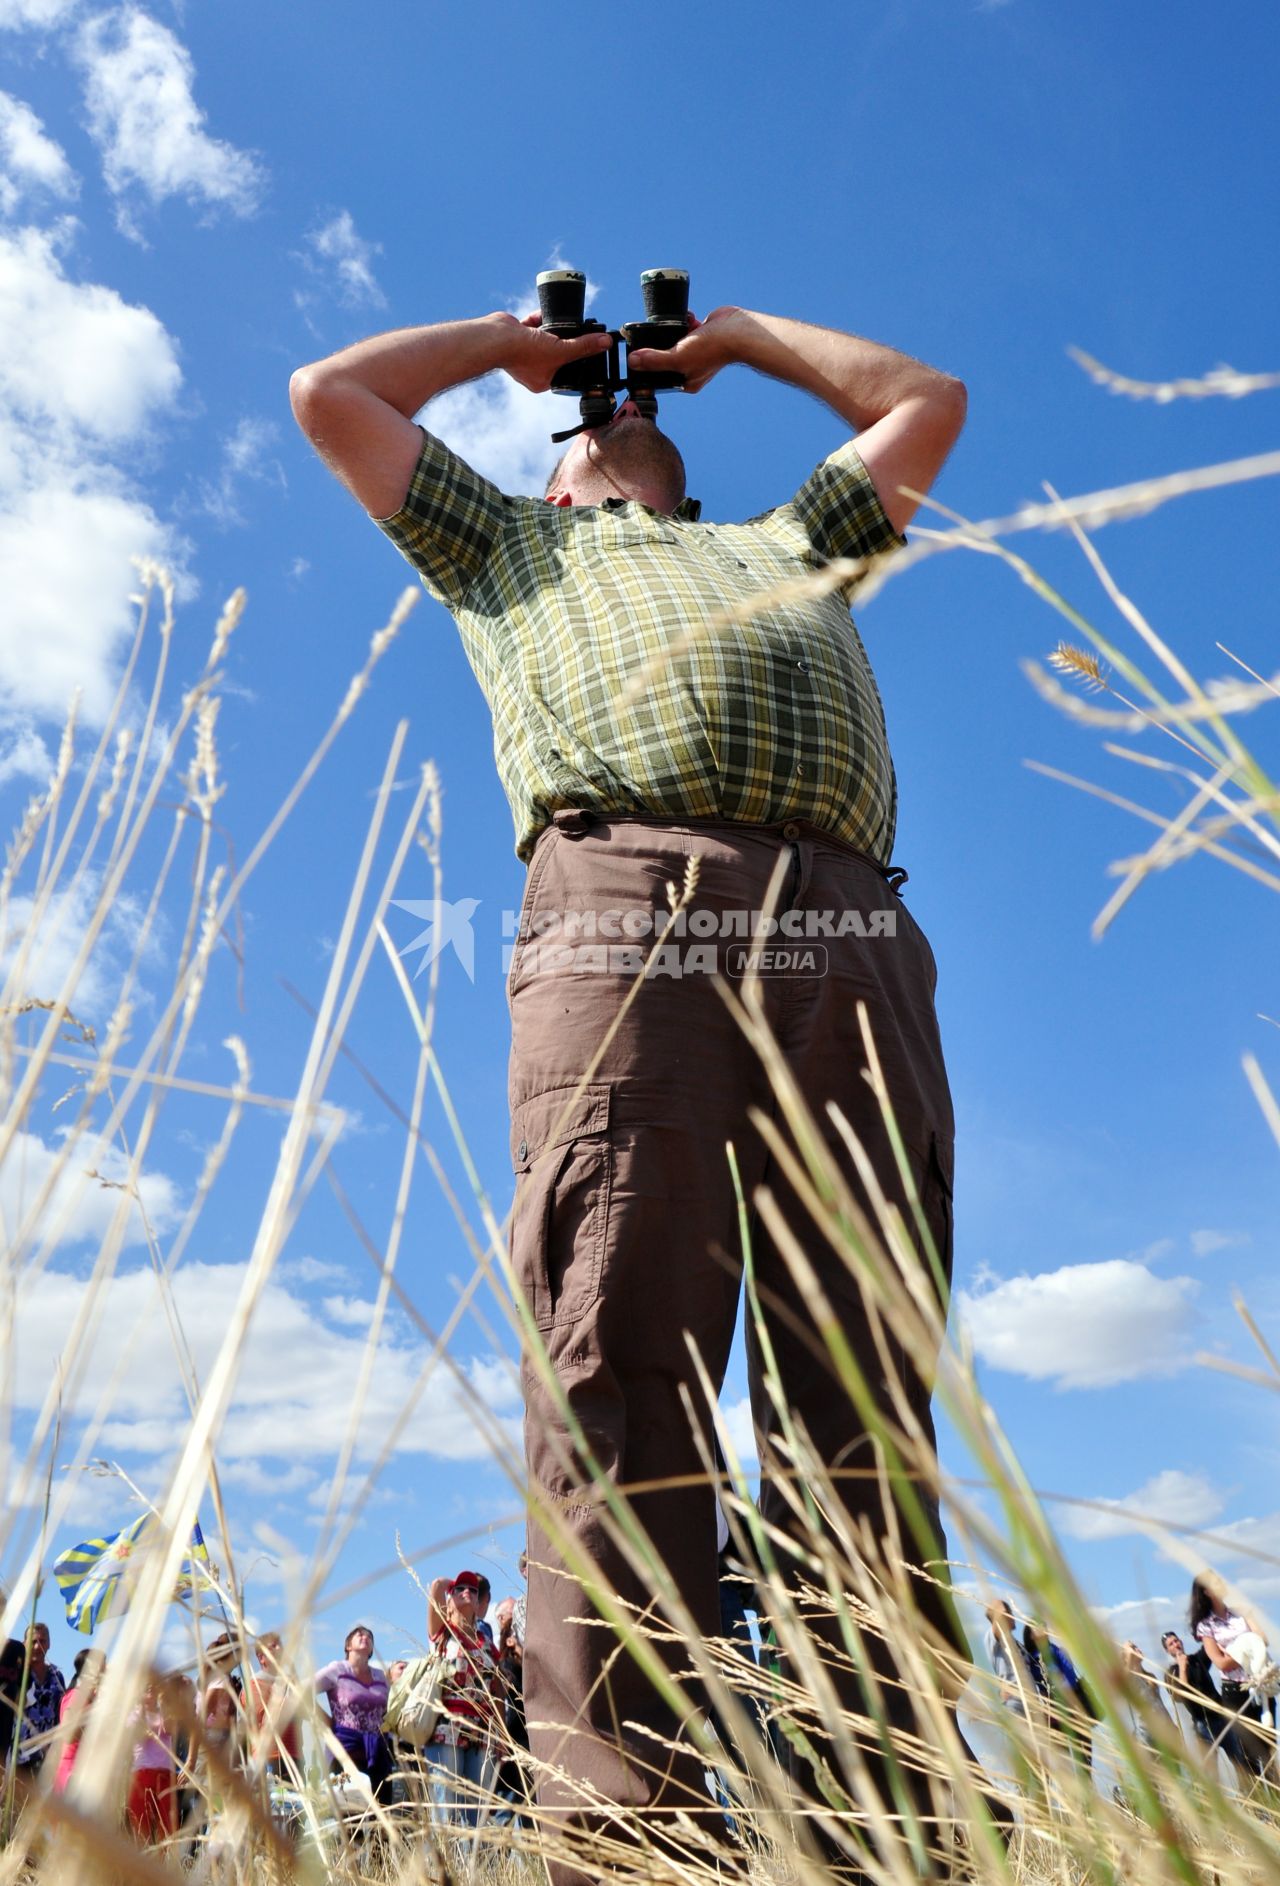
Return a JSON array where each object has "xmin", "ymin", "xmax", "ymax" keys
[
  {"xmin": 517, "ymin": 1140, "xmax": 528, "ymax": 1162},
  {"xmin": 796, "ymin": 660, "xmax": 808, "ymax": 674},
  {"xmin": 782, "ymin": 821, "xmax": 802, "ymax": 839}
]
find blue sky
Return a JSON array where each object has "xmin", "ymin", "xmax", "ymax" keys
[{"xmin": 1, "ymin": 0, "xmax": 1277, "ymax": 1683}]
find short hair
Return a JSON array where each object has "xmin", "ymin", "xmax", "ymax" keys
[
  {"xmin": 477, "ymin": 1576, "xmax": 491, "ymax": 1600},
  {"xmin": 344, "ymin": 1624, "xmax": 374, "ymax": 1654}
]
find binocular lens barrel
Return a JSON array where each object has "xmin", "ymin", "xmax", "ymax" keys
[
  {"xmin": 640, "ymin": 269, "xmax": 689, "ymax": 324},
  {"xmin": 537, "ymin": 268, "xmax": 587, "ymax": 331}
]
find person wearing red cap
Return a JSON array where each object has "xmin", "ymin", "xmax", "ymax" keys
[{"xmin": 425, "ymin": 1572, "xmax": 502, "ymax": 1830}]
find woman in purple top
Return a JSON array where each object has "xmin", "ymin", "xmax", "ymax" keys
[{"xmin": 315, "ymin": 1625, "xmax": 394, "ymax": 1803}]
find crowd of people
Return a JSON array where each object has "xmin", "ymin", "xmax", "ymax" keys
[
  {"xmin": 0, "ymin": 1568, "xmax": 531, "ymax": 1847},
  {"xmin": 0, "ymin": 1626, "xmax": 312, "ymax": 1842},
  {"xmin": 3, "ymin": 1557, "xmax": 1275, "ymax": 1852},
  {"xmin": 316, "ymin": 1566, "xmax": 531, "ymax": 1831},
  {"xmin": 984, "ymin": 1570, "xmax": 1280, "ymax": 1786}
]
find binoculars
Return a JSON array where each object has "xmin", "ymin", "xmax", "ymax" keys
[{"xmin": 536, "ymin": 267, "xmax": 690, "ymax": 442}]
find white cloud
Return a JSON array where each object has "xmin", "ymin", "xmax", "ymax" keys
[
  {"xmin": 280, "ymin": 1255, "xmax": 347, "ymax": 1286},
  {"xmin": 0, "ymin": 1126, "xmax": 181, "ymax": 1255},
  {"xmin": 8, "ymin": 1258, "xmax": 524, "ymax": 1466},
  {"xmin": 1190, "ymin": 1228, "xmax": 1248, "ymax": 1258},
  {"xmin": 303, "ymin": 209, "xmax": 384, "ymax": 308},
  {"xmin": 1058, "ymin": 1469, "xmax": 1225, "ymax": 1542},
  {"xmin": 719, "ymin": 1394, "xmax": 758, "ymax": 1465},
  {"xmin": 0, "ymin": 221, "xmax": 182, "ymax": 729},
  {"xmin": 198, "ymin": 415, "xmax": 283, "ymax": 526},
  {"xmin": 0, "ymin": 715, "xmax": 50, "ymax": 785},
  {"xmin": 0, "ymin": 0, "xmax": 80, "ymax": 27},
  {"xmin": 425, "ymin": 375, "xmax": 562, "ymax": 499},
  {"xmin": 74, "ymin": 7, "xmax": 264, "ymax": 230},
  {"xmin": 304, "ymin": 1477, "xmax": 396, "ymax": 1513},
  {"xmin": 321, "ymin": 1294, "xmax": 377, "ymax": 1330},
  {"xmin": 0, "ymin": 221, "xmax": 180, "ymax": 444},
  {"xmin": 0, "ymin": 481, "xmax": 173, "ymax": 722},
  {"xmin": 1090, "ymin": 1594, "xmax": 1181, "ymax": 1661},
  {"xmin": 956, "ymin": 1258, "xmax": 1198, "ymax": 1389},
  {"xmin": 218, "ymin": 1459, "xmax": 317, "ymax": 1497},
  {"xmin": 1208, "ymin": 1511, "xmax": 1280, "ymax": 1568},
  {"xmin": 0, "ymin": 91, "xmax": 77, "ymax": 214},
  {"xmin": 1, "ymin": 870, "xmax": 159, "ymax": 1020}
]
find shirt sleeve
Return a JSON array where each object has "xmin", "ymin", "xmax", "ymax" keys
[
  {"xmin": 768, "ymin": 438, "xmax": 907, "ymax": 585},
  {"xmin": 315, "ymin": 1662, "xmax": 339, "ymax": 1695},
  {"xmin": 373, "ymin": 427, "xmax": 509, "ymax": 611}
]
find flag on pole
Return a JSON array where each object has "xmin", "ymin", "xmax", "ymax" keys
[
  {"xmin": 53, "ymin": 1516, "xmax": 215, "ymax": 1636},
  {"xmin": 53, "ymin": 1514, "xmax": 154, "ymax": 1635},
  {"xmin": 173, "ymin": 1519, "xmax": 213, "ymax": 1596}
]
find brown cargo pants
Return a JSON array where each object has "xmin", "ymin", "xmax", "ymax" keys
[{"xmin": 508, "ymin": 810, "xmax": 959, "ymax": 1883}]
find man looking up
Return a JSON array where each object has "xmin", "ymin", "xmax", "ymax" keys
[{"xmin": 291, "ymin": 291, "xmax": 967, "ymax": 1880}]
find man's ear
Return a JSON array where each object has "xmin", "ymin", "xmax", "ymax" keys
[{"xmin": 546, "ymin": 490, "xmax": 572, "ymax": 508}]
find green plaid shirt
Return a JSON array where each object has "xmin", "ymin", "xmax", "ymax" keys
[{"xmin": 376, "ymin": 428, "xmax": 906, "ymax": 862}]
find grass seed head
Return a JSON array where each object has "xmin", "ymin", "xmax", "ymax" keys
[{"xmin": 1048, "ymin": 641, "xmax": 1108, "ymax": 690}]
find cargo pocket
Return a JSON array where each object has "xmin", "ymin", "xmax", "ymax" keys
[{"xmin": 510, "ymin": 1083, "xmax": 611, "ymax": 1332}]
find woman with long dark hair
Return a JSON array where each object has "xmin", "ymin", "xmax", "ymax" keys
[{"xmin": 1188, "ymin": 1573, "xmax": 1274, "ymax": 1777}]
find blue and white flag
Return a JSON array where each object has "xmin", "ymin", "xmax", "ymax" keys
[{"xmin": 53, "ymin": 1516, "xmax": 214, "ymax": 1636}]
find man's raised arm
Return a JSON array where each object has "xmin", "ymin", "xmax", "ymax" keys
[
  {"xmin": 628, "ymin": 307, "xmax": 966, "ymax": 533},
  {"xmin": 289, "ymin": 314, "xmax": 614, "ymax": 519}
]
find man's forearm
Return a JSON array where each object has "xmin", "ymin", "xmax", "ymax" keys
[
  {"xmin": 629, "ymin": 304, "xmax": 966, "ymax": 531},
  {"xmin": 724, "ymin": 308, "xmax": 963, "ymax": 433},
  {"xmin": 292, "ymin": 314, "xmax": 526, "ymax": 418},
  {"xmin": 290, "ymin": 310, "xmax": 614, "ymax": 518}
]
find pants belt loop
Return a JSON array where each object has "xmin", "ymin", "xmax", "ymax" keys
[{"xmin": 552, "ymin": 808, "xmax": 595, "ymax": 836}]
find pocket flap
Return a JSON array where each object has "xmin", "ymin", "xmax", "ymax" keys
[{"xmin": 511, "ymin": 1082, "xmax": 610, "ymax": 1172}]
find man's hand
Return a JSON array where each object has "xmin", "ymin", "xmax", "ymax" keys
[
  {"xmin": 626, "ymin": 307, "xmax": 743, "ymax": 394},
  {"xmin": 498, "ymin": 311, "xmax": 614, "ymax": 393}
]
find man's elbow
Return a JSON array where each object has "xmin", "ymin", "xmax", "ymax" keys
[
  {"xmin": 933, "ymin": 373, "xmax": 967, "ymax": 439},
  {"xmin": 289, "ymin": 363, "xmax": 330, "ymax": 439}
]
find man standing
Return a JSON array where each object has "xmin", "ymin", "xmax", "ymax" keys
[
  {"xmin": 14, "ymin": 1621, "xmax": 65, "ymax": 1793},
  {"xmin": 292, "ymin": 293, "xmax": 966, "ymax": 1877}
]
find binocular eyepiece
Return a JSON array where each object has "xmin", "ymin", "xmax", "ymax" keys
[{"xmin": 535, "ymin": 267, "xmax": 690, "ymax": 442}]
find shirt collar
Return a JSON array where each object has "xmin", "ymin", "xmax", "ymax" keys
[{"xmin": 600, "ymin": 496, "xmax": 703, "ymax": 522}]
